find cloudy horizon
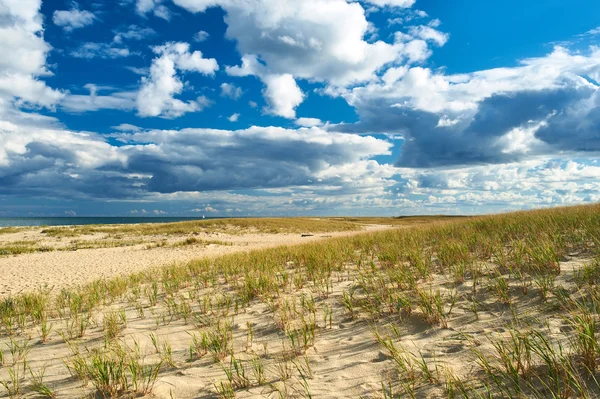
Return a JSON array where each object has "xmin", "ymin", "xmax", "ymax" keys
[{"xmin": 0, "ymin": 0, "xmax": 599, "ymax": 217}]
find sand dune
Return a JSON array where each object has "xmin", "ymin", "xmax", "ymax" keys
[
  {"xmin": 1, "ymin": 206, "xmax": 598, "ymax": 399},
  {"xmin": 0, "ymin": 224, "xmax": 390, "ymax": 298}
]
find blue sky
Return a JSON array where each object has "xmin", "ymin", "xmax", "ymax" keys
[{"xmin": 0, "ymin": 0, "xmax": 599, "ymax": 217}]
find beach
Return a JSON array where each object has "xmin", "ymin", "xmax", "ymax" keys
[
  {"xmin": 0, "ymin": 221, "xmax": 391, "ymax": 298},
  {"xmin": 0, "ymin": 208, "xmax": 598, "ymax": 399}
]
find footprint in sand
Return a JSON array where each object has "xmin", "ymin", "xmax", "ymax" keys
[
  {"xmin": 371, "ymin": 351, "xmax": 393, "ymax": 362},
  {"xmin": 443, "ymin": 343, "xmax": 465, "ymax": 354}
]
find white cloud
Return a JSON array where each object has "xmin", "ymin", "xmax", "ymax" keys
[
  {"xmin": 261, "ymin": 73, "xmax": 304, "ymax": 118},
  {"xmin": 113, "ymin": 25, "xmax": 156, "ymax": 43},
  {"xmin": 0, "ymin": 0, "xmax": 64, "ymax": 113},
  {"xmin": 153, "ymin": 5, "xmax": 171, "ymax": 20},
  {"xmin": 227, "ymin": 112, "xmax": 239, "ymax": 122},
  {"xmin": 588, "ymin": 27, "xmax": 600, "ymax": 36},
  {"xmin": 220, "ymin": 82, "xmax": 243, "ymax": 99},
  {"xmin": 346, "ymin": 46, "xmax": 600, "ymax": 117},
  {"xmin": 295, "ymin": 117, "xmax": 322, "ymax": 127},
  {"xmin": 71, "ymin": 43, "xmax": 133, "ymax": 59},
  {"xmin": 136, "ymin": 0, "xmax": 171, "ymax": 19},
  {"xmin": 61, "ymin": 89, "xmax": 137, "ymax": 112},
  {"xmin": 191, "ymin": 205, "xmax": 217, "ymax": 213},
  {"xmin": 52, "ymin": 6, "xmax": 96, "ymax": 31},
  {"xmin": 137, "ymin": 42, "xmax": 218, "ymax": 118},
  {"xmin": 125, "ymin": 66, "xmax": 149, "ymax": 75},
  {"xmin": 227, "ymin": 55, "xmax": 303, "ymax": 118},
  {"xmin": 363, "ymin": 0, "xmax": 416, "ymax": 7},
  {"xmin": 169, "ymin": 0, "xmax": 440, "ymax": 113},
  {"xmin": 194, "ymin": 30, "xmax": 210, "ymax": 42},
  {"xmin": 408, "ymin": 25, "xmax": 449, "ymax": 46},
  {"xmin": 136, "ymin": 0, "xmax": 158, "ymax": 14},
  {"xmin": 396, "ymin": 158, "xmax": 600, "ymax": 209},
  {"xmin": 112, "ymin": 123, "xmax": 142, "ymax": 132}
]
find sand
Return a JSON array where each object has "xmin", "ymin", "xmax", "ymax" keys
[
  {"xmin": 0, "ymin": 224, "xmax": 390, "ymax": 298},
  {"xmin": 0, "ymin": 219, "xmax": 594, "ymax": 399},
  {"xmin": 0, "ymin": 222, "xmax": 400, "ymax": 399}
]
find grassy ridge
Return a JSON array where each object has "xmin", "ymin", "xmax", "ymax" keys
[
  {"xmin": 38, "ymin": 217, "xmax": 362, "ymax": 238},
  {"xmin": 336, "ymin": 214, "xmax": 470, "ymax": 226},
  {"xmin": 1, "ymin": 204, "xmax": 600, "ymax": 398},
  {"xmin": 0, "ymin": 217, "xmax": 366, "ymax": 256}
]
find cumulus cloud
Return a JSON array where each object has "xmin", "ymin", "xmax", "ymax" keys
[
  {"xmin": 168, "ymin": 0, "xmax": 443, "ymax": 115},
  {"xmin": 226, "ymin": 55, "xmax": 304, "ymax": 118},
  {"xmin": 136, "ymin": 0, "xmax": 171, "ymax": 20},
  {"xmin": 261, "ymin": 74, "xmax": 304, "ymax": 118},
  {"xmin": 408, "ymin": 24, "xmax": 449, "ymax": 46},
  {"xmin": 0, "ymin": 0, "xmax": 64, "ymax": 115},
  {"xmin": 191, "ymin": 205, "xmax": 217, "ymax": 213},
  {"xmin": 3, "ymin": 116, "xmax": 595, "ymax": 214},
  {"xmin": 194, "ymin": 30, "xmax": 210, "ymax": 42},
  {"xmin": 137, "ymin": 42, "xmax": 218, "ymax": 118},
  {"xmin": 211, "ymin": 0, "xmax": 408, "ymax": 83},
  {"xmin": 227, "ymin": 112, "xmax": 239, "ymax": 122},
  {"xmin": 119, "ymin": 126, "xmax": 392, "ymax": 193},
  {"xmin": 0, "ymin": 120, "xmax": 130, "ymax": 199},
  {"xmin": 220, "ymin": 82, "xmax": 242, "ymax": 99},
  {"xmin": 52, "ymin": 6, "xmax": 96, "ymax": 31},
  {"xmin": 295, "ymin": 117, "xmax": 323, "ymax": 127},
  {"xmin": 0, "ymin": 123, "xmax": 392, "ymax": 200},
  {"xmin": 112, "ymin": 123, "xmax": 142, "ymax": 132},
  {"xmin": 394, "ymin": 158, "xmax": 600, "ymax": 210},
  {"xmin": 336, "ymin": 46, "xmax": 600, "ymax": 167}
]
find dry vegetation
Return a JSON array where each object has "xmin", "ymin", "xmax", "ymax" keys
[
  {"xmin": 36, "ymin": 218, "xmax": 361, "ymax": 239},
  {"xmin": 1, "ymin": 205, "xmax": 600, "ymax": 398},
  {"xmin": 0, "ymin": 218, "xmax": 364, "ymax": 256}
]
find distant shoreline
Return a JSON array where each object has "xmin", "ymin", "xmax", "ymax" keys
[
  {"xmin": 0, "ymin": 216, "xmax": 221, "ymax": 228},
  {"xmin": 0, "ymin": 214, "xmax": 472, "ymax": 228}
]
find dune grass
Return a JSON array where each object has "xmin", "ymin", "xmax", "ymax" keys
[
  {"xmin": 1, "ymin": 204, "xmax": 600, "ymax": 397},
  {"xmin": 0, "ymin": 241, "xmax": 54, "ymax": 256},
  {"xmin": 0, "ymin": 227, "xmax": 23, "ymax": 235},
  {"xmin": 39, "ymin": 217, "xmax": 361, "ymax": 238},
  {"xmin": 335, "ymin": 214, "xmax": 470, "ymax": 226}
]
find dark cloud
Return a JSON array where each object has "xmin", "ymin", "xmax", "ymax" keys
[
  {"xmin": 124, "ymin": 128, "xmax": 388, "ymax": 193},
  {"xmin": 0, "ymin": 126, "xmax": 391, "ymax": 199},
  {"xmin": 535, "ymin": 90, "xmax": 600, "ymax": 151},
  {"xmin": 336, "ymin": 86, "xmax": 600, "ymax": 168},
  {"xmin": 465, "ymin": 88, "xmax": 588, "ymax": 137}
]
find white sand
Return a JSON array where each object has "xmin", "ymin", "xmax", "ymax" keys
[{"xmin": 0, "ymin": 224, "xmax": 391, "ymax": 298}]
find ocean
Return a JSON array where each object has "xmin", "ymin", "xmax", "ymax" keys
[{"xmin": 0, "ymin": 217, "xmax": 220, "ymax": 228}]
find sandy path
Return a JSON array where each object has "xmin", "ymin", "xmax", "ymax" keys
[{"xmin": 0, "ymin": 225, "xmax": 391, "ymax": 298}]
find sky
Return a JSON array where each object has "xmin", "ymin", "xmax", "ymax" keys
[{"xmin": 1, "ymin": 0, "xmax": 600, "ymax": 217}]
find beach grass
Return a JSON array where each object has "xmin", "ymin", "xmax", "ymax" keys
[
  {"xmin": 1, "ymin": 204, "xmax": 600, "ymax": 397},
  {"xmin": 38, "ymin": 217, "xmax": 363, "ymax": 238}
]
